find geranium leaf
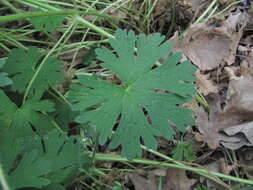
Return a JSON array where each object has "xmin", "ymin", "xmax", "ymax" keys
[{"xmin": 68, "ymin": 29, "xmax": 196, "ymax": 159}]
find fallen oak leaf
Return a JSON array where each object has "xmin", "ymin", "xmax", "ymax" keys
[
  {"xmin": 171, "ymin": 12, "xmax": 248, "ymax": 71},
  {"xmin": 195, "ymin": 70, "xmax": 218, "ymax": 96},
  {"xmin": 238, "ymin": 148, "xmax": 253, "ymax": 179},
  {"xmin": 221, "ymin": 121, "xmax": 253, "ymax": 149},
  {"xmin": 196, "ymin": 95, "xmax": 242, "ymax": 149},
  {"xmin": 224, "ymin": 67, "xmax": 253, "ymax": 113},
  {"xmin": 128, "ymin": 173, "xmax": 157, "ymax": 190},
  {"xmin": 164, "ymin": 168, "xmax": 196, "ymax": 190},
  {"xmin": 197, "ymin": 61, "xmax": 253, "ymax": 149}
]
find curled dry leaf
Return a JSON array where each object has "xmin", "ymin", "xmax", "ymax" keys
[
  {"xmin": 222, "ymin": 121, "xmax": 253, "ymax": 149},
  {"xmin": 196, "ymin": 98, "xmax": 240, "ymax": 149},
  {"xmin": 201, "ymin": 160, "xmax": 231, "ymax": 190},
  {"xmin": 163, "ymin": 168, "xmax": 196, "ymax": 190},
  {"xmin": 218, "ymin": 0, "xmax": 234, "ymax": 5},
  {"xmin": 197, "ymin": 60, "xmax": 253, "ymax": 150},
  {"xmin": 128, "ymin": 173, "xmax": 157, "ymax": 190},
  {"xmin": 225, "ymin": 75, "xmax": 253, "ymax": 113},
  {"xmin": 153, "ymin": 0, "xmax": 169, "ymax": 18},
  {"xmin": 178, "ymin": 0, "xmax": 207, "ymax": 21},
  {"xmin": 238, "ymin": 148, "xmax": 253, "ymax": 179},
  {"xmin": 172, "ymin": 12, "xmax": 248, "ymax": 71},
  {"xmin": 128, "ymin": 168, "xmax": 196, "ymax": 190},
  {"xmin": 195, "ymin": 70, "xmax": 218, "ymax": 96}
]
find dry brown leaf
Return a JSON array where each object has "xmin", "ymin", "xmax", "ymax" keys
[
  {"xmin": 128, "ymin": 168, "xmax": 196, "ymax": 190},
  {"xmin": 128, "ymin": 173, "xmax": 156, "ymax": 190},
  {"xmin": 195, "ymin": 70, "xmax": 218, "ymax": 95},
  {"xmin": 221, "ymin": 121, "xmax": 253, "ymax": 149},
  {"xmin": 225, "ymin": 77, "xmax": 253, "ymax": 113},
  {"xmin": 163, "ymin": 168, "xmax": 196, "ymax": 190},
  {"xmin": 220, "ymin": 158, "xmax": 237, "ymax": 174},
  {"xmin": 153, "ymin": 0, "xmax": 169, "ymax": 18},
  {"xmin": 178, "ymin": 0, "xmax": 208, "ymax": 21},
  {"xmin": 201, "ymin": 161, "xmax": 225, "ymax": 190},
  {"xmin": 218, "ymin": 0, "xmax": 234, "ymax": 5},
  {"xmin": 106, "ymin": 9, "xmax": 128, "ymax": 19},
  {"xmin": 151, "ymin": 168, "xmax": 167, "ymax": 177},
  {"xmin": 172, "ymin": 12, "xmax": 247, "ymax": 71},
  {"xmin": 196, "ymin": 95, "xmax": 243, "ymax": 149},
  {"xmin": 238, "ymin": 148, "xmax": 253, "ymax": 179},
  {"xmin": 197, "ymin": 56, "xmax": 253, "ymax": 149},
  {"xmin": 240, "ymin": 58, "xmax": 253, "ymax": 77},
  {"xmin": 219, "ymin": 68, "xmax": 253, "ymax": 149},
  {"xmin": 224, "ymin": 61, "xmax": 253, "ymax": 113}
]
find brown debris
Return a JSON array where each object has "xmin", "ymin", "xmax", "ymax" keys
[
  {"xmin": 163, "ymin": 168, "xmax": 196, "ymax": 190},
  {"xmin": 172, "ymin": 12, "xmax": 248, "ymax": 71},
  {"xmin": 128, "ymin": 168, "xmax": 196, "ymax": 190},
  {"xmin": 195, "ymin": 70, "xmax": 218, "ymax": 96}
]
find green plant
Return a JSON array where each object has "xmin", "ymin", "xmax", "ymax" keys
[
  {"xmin": 0, "ymin": 59, "xmax": 12, "ymax": 87},
  {"xmin": 240, "ymin": 185, "xmax": 253, "ymax": 190},
  {"xmin": 68, "ymin": 29, "xmax": 196, "ymax": 159},
  {"xmin": 0, "ymin": 127, "xmax": 90, "ymax": 189},
  {"xmin": 172, "ymin": 141, "xmax": 196, "ymax": 162},
  {"xmin": 0, "ymin": 28, "xmax": 196, "ymax": 188},
  {"xmin": 2, "ymin": 28, "xmax": 252, "ymax": 190},
  {"xmin": 0, "ymin": 46, "xmax": 91, "ymax": 189},
  {"xmin": 2, "ymin": 47, "xmax": 63, "ymax": 99}
]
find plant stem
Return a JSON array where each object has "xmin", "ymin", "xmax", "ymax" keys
[
  {"xmin": 74, "ymin": 15, "xmax": 114, "ymax": 39},
  {"xmin": 0, "ymin": 164, "xmax": 10, "ymax": 190},
  {"xmin": 94, "ymin": 153, "xmax": 253, "ymax": 186},
  {"xmin": 141, "ymin": 145, "xmax": 229, "ymax": 189},
  {"xmin": 0, "ymin": 10, "xmax": 118, "ymax": 23},
  {"xmin": 22, "ymin": 20, "xmax": 76, "ymax": 104},
  {"xmin": 0, "ymin": 10, "xmax": 75, "ymax": 22},
  {"xmin": 194, "ymin": 0, "xmax": 218, "ymax": 24}
]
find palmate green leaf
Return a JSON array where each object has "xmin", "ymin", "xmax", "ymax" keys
[
  {"xmin": 2, "ymin": 47, "xmax": 64, "ymax": 97},
  {"xmin": 68, "ymin": 29, "xmax": 196, "ymax": 159},
  {"xmin": 0, "ymin": 129, "xmax": 88, "ymax": 189},
  {"xmin": 0, "ymin": 59, "xmax": 12, "ymax": 87},
  {"xmin": 7, "ymin": 150, "xmax": 51, "ymax": 189},
  {"xmin": 54, "ymin": 99, "xmax": 78, "ymax": 131},
  {"xmin": 0, "ymin": 129, "xmax": 51, "ymax": 189},
  {"xmin": 24, "ymin": 129, "xmax": 89, "ymax": 186},
  {"xmin": 0, "ymin": 90, "xmax": 55, "ymax": 138},
  {"xmin": 30, "ymin": 15, "xmax": 65, "ymax": 32}
]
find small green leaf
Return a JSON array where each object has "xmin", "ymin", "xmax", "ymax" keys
[
  {"xmin": 0, "ymin": 89, "xmax": 55, "ymax": 137},
  {"xmin": 30, "ymin": 129, "xmax": 91, "ymax": 185},
  {"xmin": 172, "ymin": 141, "xmax": 196, "ymax": 162},
  {"xmin": 83, "ymin": 47, "xmax": 97, "ymax": 66},
  {"xmin": 3, "ymin": 47, "xmax": 64, "ymax": 97},
  {"xmin": 0, "ymin": 129, "xmax": 51, "ymax": 189},
  {"xmin": 43, "ymin": 183, "xmax": 66, "ymax": 190},
  {"xmin": 0, "ymin": 59, "xmax": 12, "ymax": 87},
  {"xmin": 30, "ymin": 15, "xmax": 65, "ymax": 32},
  {"xmin": 54, "ymin": 100, "xmax": 78, "ymax": 131},
  {"xmin": 8, "ymin": 150, "xmax": 51, "ymax": 189},
  {"xmin": 0, "ymin": 128, "xmax": 90, "ymax": 189},
  {"xmin": 68, "ymin": 29, "xmax": 196, "ymax": 159},
  {"xmin": 240, "ymin": 185, "xmax": 253, "ymax": 190}
]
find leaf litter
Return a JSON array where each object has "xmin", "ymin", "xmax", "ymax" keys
[
  {"xmin": 154, "ymin": 3, "xmax": 253, "ymax": 189},
  {"xmin": 128, "ymin": 168, "xmax": 196, "ymax": 190},
  {"xmin": 168, "ymin": 7, "xmax": 253, "ymax": 151}
]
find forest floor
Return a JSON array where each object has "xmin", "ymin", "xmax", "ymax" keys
[{"xmin": 1, "ymin": 0, "xmax": 253, "ymax": 190}]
